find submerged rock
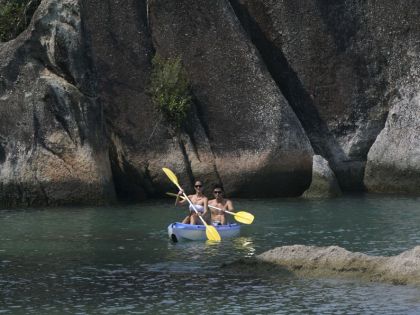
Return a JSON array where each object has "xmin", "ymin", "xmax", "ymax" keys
[{"xmin": 251, "ymin": 245, "xmax": 420, "ymax": 286}]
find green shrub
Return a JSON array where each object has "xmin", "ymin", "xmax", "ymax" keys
[
  {"xmin": 148, "ymin": 54, "xmax": 192, "ymax": 130},
  {"xmin": 0, "ymin": 0, "xmax": 36, "ymax": 42}
]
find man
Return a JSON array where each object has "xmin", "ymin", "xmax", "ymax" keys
[{"xmin": 208, "ymin": 184, "xmax": 234, "ymax": 225}]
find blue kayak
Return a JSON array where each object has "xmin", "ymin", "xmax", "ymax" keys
[{"xmin": 168, "ymin": 222, "xmax": 240, "ymax": 242}]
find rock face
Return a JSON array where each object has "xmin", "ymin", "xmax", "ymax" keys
[
  {"xmin": 1, "ymin": 0, "xmax": 420, "ymax": 206},
  {"xmin": 303, "ymin": 155, "xmax": 341, "ymax": 198},
  {"xmin": 230, "ymin": 0, "xmax": 420, "ymax": 192},
  {"xmin": 79, "ymin": 0, "xmax": 314, "ymax": 200},
  {"xmin": 254, "ymin": 245, "xmax": 420, "ymax": 286},
  {"xmin": 0, "ymin": 0, "xmax": 115, "ymax": 207},
  {"xmin": 364, "ymin": 78, "xmax": 420, "ymax": 194},
  {"xmin": 81, "ymin": 0, "xmax": 165, "ymax": 201},
  {"xmin": 148, "ymin": 0, "xmax": 313, "ymax": 197}
]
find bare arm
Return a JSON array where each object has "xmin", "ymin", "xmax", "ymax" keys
[
  {"xmin": 174, "ymin": 190, "xmax": 188, "ymax": 206},
  {"xmin": 226, "ymin": 200, "xmax": 234, "ymax": 212},
  {"xmin": 201, "ymin": 198, "xmax": 209, "ymax": 216}
]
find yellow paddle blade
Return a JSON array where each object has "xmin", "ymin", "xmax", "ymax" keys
[
  {"xmin": 205, "ymin": 225, "xmax": 221, "ymax": 242},
  {"xmin": 162, "ymin": 168, "xmax": 179, "ymax": 186},
  {"xmin": 234, "ymin": 211, "xmax": 255, "ymax": 224}
]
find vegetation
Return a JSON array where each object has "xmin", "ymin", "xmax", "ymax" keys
[
  {"xmin": 148, "ymin": 54, "xmax": 192, "ymax": 130},
  {"xmin": 0, "ymin": 0, "xmax": 38, "ymax": 42}
]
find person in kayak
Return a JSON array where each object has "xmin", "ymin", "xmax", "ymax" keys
[
  {"xmin": 175, "ymin": 180, "xmax": 209, "ymax": 225},
  {"xmin": 208, "ymin": 184, "xmax": 234, "ymax": 225}
]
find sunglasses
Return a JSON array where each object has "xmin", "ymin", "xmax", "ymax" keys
[
  {"xmin": 195, "ymin": 185, "xmax": 202, "ymax": 188},
  {"xmin": 213, "ymin": 191, "xmax": 223, "ymax": 194}
]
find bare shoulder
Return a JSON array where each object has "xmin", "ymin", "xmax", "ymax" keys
[{"xmin": 208, "ymin": 198, "xmax": 216, "ymax": 205}]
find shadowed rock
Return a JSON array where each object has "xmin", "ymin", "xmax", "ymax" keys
[{"xmin": 149, "ymin": 0, "xmax": 313, "ymax": 197}]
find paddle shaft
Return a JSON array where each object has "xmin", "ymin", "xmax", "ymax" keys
[
  {"xmin": 172, "ymin": 192, "xmax": 233, "ymax": 215},
  {"xmin": 170, "ymin": 192, "xmax": 234, "ymax": 215},
  {"xmin": 209, "ymin": 205, "xmax": 234, "ymax": 216}
]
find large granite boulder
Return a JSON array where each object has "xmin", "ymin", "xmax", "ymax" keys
[
  {"xmin": 148, "ymin": 0, "xmax": 314, "ymax": 197},
  {"xmin": 231, "ymin": 0, "xmax": 420, "ymax": 192},
  {"xmin": 364, "ymin": 77, "xmax": 420, "ymax": 194},
  {"xmin": 0, "ymin": 0, "xmax": 115, "ymax": 207},
  {"xmin": 2, "ymin": 0, "xmax": 420, "ymax": 207}
]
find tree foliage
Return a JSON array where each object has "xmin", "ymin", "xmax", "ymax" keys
[
  {"xmin": 0, "ymin": 0, "xmax": 39, "ymax": 42},
  {"xmin": 148, "ymin": 54, "xmax": 192, "ymax": 130}
]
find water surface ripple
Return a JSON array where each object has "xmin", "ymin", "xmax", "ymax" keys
[{"xmin": 0, "ymin": 195, "xmax": 420, "ymax": 314}]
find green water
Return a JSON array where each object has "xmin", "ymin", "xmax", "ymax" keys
[{"xmin": 1, "ymin": 195, "xmax": 420, "ymax": 314}]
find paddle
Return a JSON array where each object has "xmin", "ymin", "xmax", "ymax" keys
[
  {"xmin": 162, "ymin": 168, "xmax": 221, "ymax": 242},
  {"xmin": 166, "ymin": 192, "xmax": 254, "ymax": 224}
]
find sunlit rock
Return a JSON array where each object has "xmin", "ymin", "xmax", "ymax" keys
[
  {"xmin": 302, "ymin": 155, "xmax": 342, "ymax": 198},
  {"xmin": 0, "ymin": 0, "xmax": 115, "ymax": 207},
  {"xmin": 256, "ymin": 245, "xmax": 420, "ymax": 285}
]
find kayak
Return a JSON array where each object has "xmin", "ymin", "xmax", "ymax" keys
[{"xmin": 168, "ymin": 222, "xmax": 240, "ymax": 242}]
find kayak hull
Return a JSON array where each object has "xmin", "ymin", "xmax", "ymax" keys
[{"xmin": 168, "ymin": 222, "xmax": 240, "ymax": 242}]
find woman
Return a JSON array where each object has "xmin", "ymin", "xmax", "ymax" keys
[{"xmin": 175, "ymin": 180, "xmax": 209, "ymax": 225}]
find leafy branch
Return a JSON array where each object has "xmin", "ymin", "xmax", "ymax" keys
[{"xmin": 148, "ymin": 54, "xmax": 192, "ymax": 131}]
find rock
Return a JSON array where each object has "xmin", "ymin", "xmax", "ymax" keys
[
  {"xmin": 302, "ymin": 155, "xmax": 342, "ymax": 198},
  {"xmin": 0, "ymin": 0, "xmax": 115, "ymax": 207},
  {"xmin": 252, "ymin": 245, "xmax": 420, "ymax": 285},
  {"xmin": 148, "ymin": 0, "xmax": 314, "ymax": 197},
  {"xmin": 380, "ymin": 246, "xmax": 420, "ymax": 284},
  {"xmin": 364, "ymin": 78, "xmax": 420, "ymax": 194},
  {"xmin": 2, "ymin": 0, "xmax": 420, "ymax": 206},
  {"xmin": 80, "ymin": 0, "xmax": 224, "ymax": 199},
  {"xmin": 231, "ymin": 0, "xmax": 420, "ymax": 192}
]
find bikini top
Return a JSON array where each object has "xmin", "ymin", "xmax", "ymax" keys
[{"xmin": 189, "ymin": 204, "xmax": 205, "ymax": 213}]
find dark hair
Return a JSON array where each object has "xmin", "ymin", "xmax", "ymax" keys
[{"xmin": 212, "ymin": 183, "xmax": 224, "ymax": 191}]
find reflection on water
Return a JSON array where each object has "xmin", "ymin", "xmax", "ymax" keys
[
  {"xmin": 0, "ymin": 196, "xmax": 420, "ymax": 314},
  {"xmin": 232, "ymin": 237, "xmax": 256, "ymax": 258}
]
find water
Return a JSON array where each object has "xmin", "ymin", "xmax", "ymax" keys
[{"xmin": 0, "ymin": 195, "xmax": 420, "ymax": 314}]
